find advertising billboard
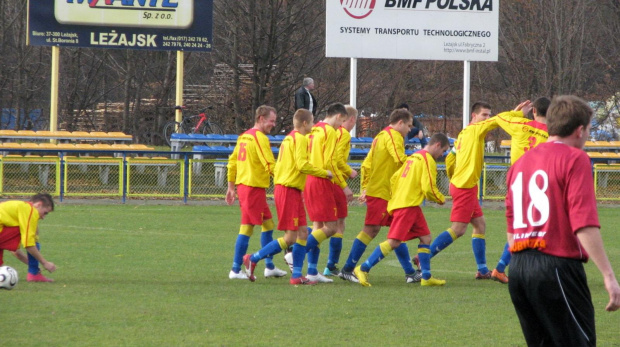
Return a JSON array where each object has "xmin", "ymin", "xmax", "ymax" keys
[
  {"xmin": 326, "ymin": 0, "xmax": 499, "ymax": 61},
  {"xmin": 28, "ymin": 0, "xmax": 213, "ymax": 52}
]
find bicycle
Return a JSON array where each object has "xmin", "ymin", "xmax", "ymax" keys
[{"xmin": 163, "ymin": 106, "xmax": 223, "ymax": 146}]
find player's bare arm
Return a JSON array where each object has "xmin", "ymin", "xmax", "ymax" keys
[{"xmin": 575, "ymin": 227, "xmax": 620, "ymax": 311}]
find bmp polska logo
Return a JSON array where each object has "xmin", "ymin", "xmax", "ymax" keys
[{"xmin": 340, "ymin": 0, "xmax": 376, "ymax": 19}]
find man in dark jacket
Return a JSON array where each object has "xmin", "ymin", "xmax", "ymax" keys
[
  {"xmin": 295, "ymin": 77, "xmax": 318, "ymax": 116},
  {"xmin": 400, "ymin": 103, "xmax": 427, "ymax": 148}
]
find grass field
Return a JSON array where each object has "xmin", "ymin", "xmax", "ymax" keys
[{"xmin": 2, "ymin": 203, "xmax": 619, "ymax": 346}]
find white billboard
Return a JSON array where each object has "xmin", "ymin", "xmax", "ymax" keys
[{"xmin": 326, "ymin": 0, "xmax": 499, "ymax": 61}]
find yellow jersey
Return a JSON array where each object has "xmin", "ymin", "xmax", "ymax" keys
[
  {"xmin": 0, "ymin": 201, "xmax": 40, "ymax": 248},
  {"xmin": 307, "ymin": 122, "xmax": 344, "ymax": 186},
  {"xmin": 336, "ymin": 126, "xmax": 353, "ymax": 183},
  {"xmin": 449, "ymin": 116, "xmax": 499, "ymax": 188},
  {"xmin": 274, "ymin": 130, "xmax": 329, "ymax": 190},
  {"xmin": 227, "ymin": 128, "xmax": 275, "ymax": 188},
  {"xmin": 495, "ymin": 111, "xmax": 548, "ymax": 164},
  {"xmin": 360, "ymin": 126, "xmax": 406, "ymax": 200},
  {"xmin": 388, "ymin": 150, "xmax": 445, "ymax": 213}
]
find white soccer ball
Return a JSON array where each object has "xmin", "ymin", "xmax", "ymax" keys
[{"xmin": 0, "ymin": 265, "xmax": 19, "ymax": 290}]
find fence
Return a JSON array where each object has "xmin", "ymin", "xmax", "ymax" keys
[{"xmin": 2, "ymin": 150, "xmax": 620, "ymax": 202}]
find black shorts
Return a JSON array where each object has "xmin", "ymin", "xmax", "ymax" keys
[{"xmin": 509, "ymin": 250, "xmax": 595, "ymax": 347}]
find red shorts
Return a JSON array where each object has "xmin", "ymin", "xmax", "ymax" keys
[
  {"xmin": 274, "ymin": 185, "xmax": 307, "ymax": 231},
  {"xmin": 0, "ymin": 226, "xmax": 21, "ymax": 266},
  {"xmin": 237, "ymin": 184, "xmax": 272, "ymax": 225},
  {"xmin": 449, "ymin": 183, "xmax": 483, "ymax": 223},
  {"xmin": 304, "ymin": 175, "xmax": 338, "ymax": 222},
  {"xmin": 387, "ymin": 207, "xmax": 430, "ymax": 241},
  {"xmin": 364, "ymin": 196, "xmax": 392, "ymax": 226},
  {"xmin": 333, "ymin": 184, "xmax": 348, "ymax": 219}
]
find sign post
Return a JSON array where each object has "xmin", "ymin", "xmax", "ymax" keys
[{"xmin": 350, "ymin": 57, "xmax": 357, "ymax": 137}]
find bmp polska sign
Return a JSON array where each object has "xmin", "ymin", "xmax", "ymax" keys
[{"xmin": 327, "ymin": 0, "xmax": 499, "ymax": 61}]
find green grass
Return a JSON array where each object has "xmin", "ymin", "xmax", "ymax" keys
[{"xmin": 2, "ymin": 204, "xmax": 619, "ymax": 346}]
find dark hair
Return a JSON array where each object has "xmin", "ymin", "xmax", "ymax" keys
[
  {"xmin": 533, "ymin": 97, "xmax": 551, "ymax": 117},
  {"xmin": 389, "ymin": 108, "xmax": 413, "ymax": 125},
  {"xmin": 326, "ymin": 103, "xmax": 348, "ymax": 118},
  {"xmin": 428, "ymin": 133, "xmax": 450, "ymax": 147},
  {"xmin": 255, "ymin": 105, "xmax": 276, "ymax": 123},
  {"xmin": 30, "ymin": 193, "xmax": 54, "ymax": 211},
  {"xmin": 471, "ymin": 101, "xmax": 491, "ymax": 114},
  {"xmin": 398, "ymin": 103, "xmax": 409, "ymax": 110},
  {"xmin": 546, "ymin": 96, "xmax": 592, "ymax": 137}
]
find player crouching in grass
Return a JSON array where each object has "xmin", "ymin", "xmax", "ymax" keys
[
  {"xmin": 243, "ymin": 109, "xmax": 332, "ymax": 285},
  {"xmin": 354, "ymin": 134, "xmax": 451, "ymax": 287},
  {"xmin": 1, "ymin": 193, "xmax": 57, "ymax": 282}
]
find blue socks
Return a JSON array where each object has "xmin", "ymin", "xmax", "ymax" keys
[
  {"xmin": 261, "ymin": 230, "xmax": 275, "ymax": 270},
  {"xmin": 495, "ymin": 242, "xmax": 511, "ymax": 273},
  {"xmin": 306, "ymin": 246, "xmax": 320, "ymax": 276},
  {"xmin": 430, "ymin": 230, "xmax": 455, "ymax": 257},
  {"xmin": 418, "ymin": 245, "xmax": 432, "ymax": 280},
  {"xmin": 28, "ymin": 242, "xmax": 41, "ymax": 275},
  {"xmin": 232, "ymin": 234, "xmax": 250, "ymax": 273},
  {"xmin": 327, "ymin": 235, "xmax": 343, "ymax": 269},
  {"xmin": 250, "ymin": 239, "xmax": 283, "ymax": 264},
  {"xmin": 291, "ymin": 242, "xmax": 306, "ymax": 279},
  {"xmin": 472, "ymin": 235, "xmax": 488, "ymax": 274},
  {"xmin": 360, "ymin": 246, "xmax": 386, "ymax": 272},
  {"xmin": 343, "ymin": 238, "xmax": 368, "ymax": 272},
  {"xmin": 394, "ymin": 243, "xmax": 416, "ymax": 275}
]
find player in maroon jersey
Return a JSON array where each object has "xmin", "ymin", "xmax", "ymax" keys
[{"xmin": 506, "ymin": 95, "xmax": 620, "ymax": 346}]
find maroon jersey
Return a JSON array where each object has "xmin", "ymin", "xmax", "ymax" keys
[{"xmin": 505, "ymin": 141, "xmax": 600, "ymax": 261}]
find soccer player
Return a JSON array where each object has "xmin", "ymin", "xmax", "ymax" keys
[
  {"xmin": 226, "ymin": 105, "xmax": 286, "ymax": 281},
  {"xmin": 303, "ymin": 102, "xmax": 351, "ymax": 283},
  {"xmin": 490, "ymin": 97, "xmax": 550, "ymax": 283},
  {"xmin": 426, "ymin": 102, "xmax": 501, "ymax": 279},
  {"xmin": 242, "ymin": 109, "xmax": 332, "ymax": 285},
  {"xmin": 339, "ymin": 108, "xmax": 415, "ymax": 283},
  {"xmin": 323, "ymin": 105, "xmax": 359, "ymax": 277},
  {"xmin": 0, "ymin": 193, "xmax": 57, "ymax": 279},
  {"xmin": 354, "ymin": 134, "xmax": 451, "ymax": 287},
  {"xmin": 506, "ymin": 95, "xmax": 620, "ymax": 346}
]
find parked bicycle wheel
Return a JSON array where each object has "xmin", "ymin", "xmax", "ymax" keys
[
  {"xmin": 163, "ymin": 121, "xmax": 186, "ymax": 146},
  {"xmin": 202, "ymin": 121, "xmax": 223, "ymax": 136},
  {"xmin": 202, "ymin": 121, "xmax": 223, "ymax": 146}
]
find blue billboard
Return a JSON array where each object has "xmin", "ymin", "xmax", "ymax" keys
[{"xmin": 28, "ymin": 0, "xmax": 213, "ymax": 52}]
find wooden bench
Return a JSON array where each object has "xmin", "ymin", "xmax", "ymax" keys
[
  {"xmin": 0, "ymin": 142, "xmax": 155, "ymax": 157},
  {"xmin": 0, "ymin": 130, "xmax": 133, "ymax": 142}
]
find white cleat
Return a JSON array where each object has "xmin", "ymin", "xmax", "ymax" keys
[
  {"xmin": 338, "ymin": 270, "xmax": 360, "ymax": 283},
  {"xmin": 283, "ymin": 252, "xmax": 294, "ymax": 273},
  {"xmin": 229, "ymin": 270, "xmax": 249, "ymax": 280},
  {"xmin": 306, "ymin": 273, "xmax": 334, "ymax": 283},
  {"xmin": 264, "ymin": 267, "xmax": 287, "ymax": 278}
]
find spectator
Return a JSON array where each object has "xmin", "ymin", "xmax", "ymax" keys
[
  {"xmin": 399, "ymin": 103, "xmax": 427, "ymax": 148},
  {"xmin": 295, "ymin": 77, "xmax": 318, "ymax": 116}
]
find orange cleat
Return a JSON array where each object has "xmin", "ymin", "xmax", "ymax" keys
[{"xmin": 491, "ymin": 269, "xmax": 509, "ymax": 284}]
